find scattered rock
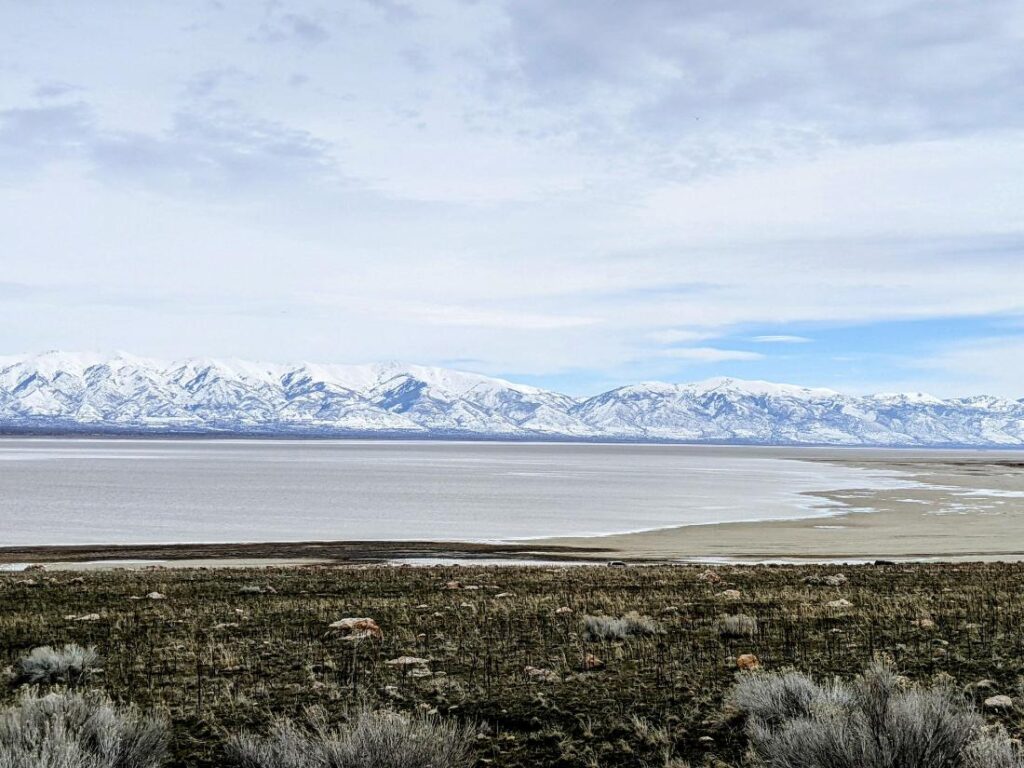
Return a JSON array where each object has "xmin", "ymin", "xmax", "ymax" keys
[
  {"xmin": 985, "ymin": 695, "xmax": 1014, "ymax": 711},
  {"xmin": 328, "ymin": 617, "xmax": 383, "ymax": 641},
  {"xmin": 970, "ymin": 679, "xmax": 999, "ymax": 692},
  {"xmin": 912, "ymin": 617, "xmax": 936, "ymax": 630},
  {"xmin": 717, "ymin": 589, "xmax": 742, "ymax": 600},
  {"xmin": 146, "ymin": 592, "xmax": 166, "ymax": 600},
  {"xmin": 698, "ymin": 570, "xmax": 722, "ymax": 584},
  {"xmin": 23, "ymin": 564, "xmax": 46, "ymax": 573},
  {"xmin": 581, "ymin": 653, "xmax": 604, "ymax": 671},
  {"xmin": 385, "ymin": 656, "xmax": 430, "ymax": 668},
  {"xmin": 826, "ymin": 599, "xmax": 853, "ymax": 610},
  {"xmin": 444, "ymin": 581, "xmax": 462, "ymax": 591},
  {"xmin": 524, "ymin": 666, "xmax": 561, "ymax": 683},
  {"xmin": 736, "ymin": 653, "xmax": 760, "ymax": 671},
  {"xmin": 804, "ymin": 573, "xmax": 848, "ymax": 587},
  {"xmin": 72, "ymin": 613, "xmax": 101, "ymax": 622},
  {"xmin": 68, "ymin": 577, "xmax": 86, "ymax": 585},
  {"xmin": 607, "ymin": 560, "xmax": 627, "ymax": 568},
  {"xmin": 494, "ymin": 592, "xmax": 514, "ymax": 599},
  {"xmin": 555, "ymin": 606, "xmax": 573, "ymax": 615},
  {"xmin": 238, "ymin": 586, "xmax": 264, "ymax": 595}
]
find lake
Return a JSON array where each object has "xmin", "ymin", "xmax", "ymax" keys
[{"xmin": 0, "ymin": 438, "xmax": 923, "ymax": 546}]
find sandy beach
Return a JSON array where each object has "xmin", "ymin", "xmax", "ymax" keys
[{"xmin": 542, "ymin": 452, "xmax": 1024, "ymax": 561}]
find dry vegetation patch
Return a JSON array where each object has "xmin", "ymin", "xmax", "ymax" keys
[{"xmin": 3, "ymin": 562, "xmax": 1024, "ymax": 767}]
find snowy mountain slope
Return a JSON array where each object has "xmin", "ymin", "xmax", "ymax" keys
[{"xmin": 1, "ymin": 352, "xmax": 1023, "ymax": 446}]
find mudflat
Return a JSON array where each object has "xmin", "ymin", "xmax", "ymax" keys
[{"xmin": 542, "ymin": 453, "xmax": 1024, "ymax": 561}]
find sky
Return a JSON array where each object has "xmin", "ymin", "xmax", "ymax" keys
[{"xmin": 1, "ymin": 1, "xmax": 1023, "ymax": 397}]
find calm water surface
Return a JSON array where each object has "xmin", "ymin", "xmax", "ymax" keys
[{"xmin": 0, "ymin": 438, "xmax": 921, "ymax": 546}]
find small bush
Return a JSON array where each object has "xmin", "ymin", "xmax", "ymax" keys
[
  {"xmin": 227, "ymin": 707, "xmax": 476, "ymax": 768},
  {"xmin": 14, "ymin": 644, "xmax": 100, "ymax": 686},
  {"xmin": 729, "ymin": 661, "xmax": 1024, "ymax": 768},
  {"xmin": 965, "ymin": 728, "xmax": 1024, "ymax": 768},
  {"xmin": 583, "ymin": 612, "xmax": 661, "ymax": 641},
  {"xmin": 716, "ymin": 614, "xmax": 758, "ymax": 638},
  {"xmin": 0, "ymin": 689, "xmax": 168, "ymax": 768}
]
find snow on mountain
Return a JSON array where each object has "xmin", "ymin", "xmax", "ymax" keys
[{"xmin": 1, "ymin": 352, "xmax": 1023, "ymax": 446}]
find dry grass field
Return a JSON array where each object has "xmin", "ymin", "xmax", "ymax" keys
[{"xmin": 3, "ymin": 561, "xmax": 1024, "ymax": 767}]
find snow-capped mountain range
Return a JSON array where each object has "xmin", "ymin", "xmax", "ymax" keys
[{"xmin": 2, "ymin": 351, "xmax": 1023, "ymax": 446}]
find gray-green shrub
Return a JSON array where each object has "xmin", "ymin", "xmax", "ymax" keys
[
  {"xmin": 0, "ymin": 689, "xmax": 168, "ymax": 768},
  {"xmin": 717, "ymin": 614, "xmax": 758, "ymax": 638},
  {"xmin": 729, "ymin": 661, "xmax": 1024, "ymax": 768},
  {"xmin": 227, "ymin": 707, "xmax": 475, "ymax": 768},
  {"xmin": 14, "ymin": 644, "xmax": 100, "ymax": 686},
  {"xmin": 583, "ymin": 612, "xmax": 661, "ymax": 641}
]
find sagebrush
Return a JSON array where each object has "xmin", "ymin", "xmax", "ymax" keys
[
  {"xmin": 716, "ymin": 614, "xmax": 758, "ymax": 638},
  {"xmin": 228, "ymin": 706, "xmax": 476, "ymax": 768},
  {"xmin": 583, "ymin": 612, "xmax": 661, "ymax": 641},
  {"xmin": 730, "ymin": 661, "xmax": 1024, "ymax": 768},
  {"xmin": 0, "ymin": 689, "xmax": 168, "ymax": 768},
  {"xmin": 14, "ymin": 644, "xmax": 100, "ymax": 686}
]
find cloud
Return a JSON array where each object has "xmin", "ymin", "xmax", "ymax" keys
[
  {"xmin": 752, "ymin": 335, "xmax": 812, "ymax": 344},
  {"xmin": 184, "ymin": 68, "xmax": 254, "ymax": 99},
  {"xmin": 647, "ymin": 329, "xmax": 720, "ymax": 344},
  {"xmin": 0, "ymin": 103, "xmax": 93, "ymax": 177},
  {"xmin": 1, "ymin": 1, "xmax": 1022, "ymax": 391},
  {"xmin": 399, "ymin": 303, "xmax": 600, "ymax": 330},
  {"xmin": 0, "ymin": 98, "xmax": 339, "ymax": 194},
  {"xmin": 33, "ymin": 81, "xmax": 81, "ymax": 99},
  {"xmin": 657, "ymin": 347, "xmax": 765, "ymax": 362},
  {"xmin": 500, "ymin": 0, "xmax": 1024, "ymax": 158},
  {"xmin": 255, "ymin": 12, "xmax": 330, "ymax": 45},
  {"xmin": 907, "ymin": 336, "xmax": 1024, "ymax": 398},
  {"xmin": 92, "ymin": 109, "xmax": 338, "ymax": 192}
]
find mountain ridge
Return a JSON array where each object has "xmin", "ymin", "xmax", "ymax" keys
[{"xmin": 1, "ymin": 351, "xmax": 1023, "ymax": 447}]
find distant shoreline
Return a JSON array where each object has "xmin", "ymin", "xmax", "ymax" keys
[
  {"xmin": 4, "ymin": 443, "xmax": 1024, "ymax": 567},
  {"xmin": 0, "ymin": 539, "xmax": 612, "ymax": 569},
  {"xmin": 1, "ymin": 427, "xmax": 1022, "ymax": 451}
]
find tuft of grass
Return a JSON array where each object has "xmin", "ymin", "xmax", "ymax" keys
[
  {"xmin": 716, "ymin": 614, "xmax": 758, "ymax": 639},
  {"xmin": 583, "ymin": 612, "xmax": 661, "ymax": 641},
  {"xmin": 0, "ymin": 688, "xmax": 168, "ymax": 768},
  {"xmin": 730, "ymin": 661, "xmax": 1024, "ymax": 768},
  {"xmin": 227, "ymin": 706, "xmax": 475, "ymax": 768},
  {"xmin": 14, "ymin": 644, "xmax": 100, "ymax": 687}
]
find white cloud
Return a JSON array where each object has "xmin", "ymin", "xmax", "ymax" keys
[
  {"xmin": 647, "ymin": 329, "xmax": 719, "ymax": 344},
  {"xmin": 400, "ymin": 303, "xmax": 599, "ymax": 330},
  {"xmin": 657, "ymin": 347, "xmax": 765, "ymax": 362},
  {"xmin": 906, "ymin": 336, "xmax": 1024, "ymax": 398},
  {"xmin": 0, "ymin": 1, "xmax": 1022, "ymax": 390},
  {"xmin": 752, "ymin": 335, "xmax": 812, "ymax": 344}
]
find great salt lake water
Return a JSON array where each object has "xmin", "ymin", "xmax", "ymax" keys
[{"xmin": 0, "ymin": 438, "xmax": 923, "ymax": 546}]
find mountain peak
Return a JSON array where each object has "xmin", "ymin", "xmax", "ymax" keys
[
  {"xmin": 0, "ymin": 351, "xmax": 1021, "ymax": 446},
  {"xmin": 687, "ymin": 376, "xmax": 841, "ymax": 398}
]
